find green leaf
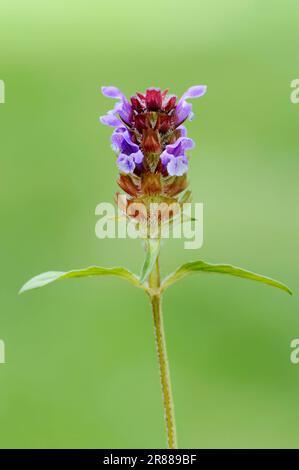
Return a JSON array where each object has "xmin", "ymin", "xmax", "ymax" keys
[
  {"xmin": 162, "ymin": 260, "xmax": 292, "ymax": 295},
  {"xmin": 139, "ymin": 239, "xmax": 160, "ymax": 284},
  {"xmin": 19, "ymin": 266, "xmax": 141, "ymax": 294}
]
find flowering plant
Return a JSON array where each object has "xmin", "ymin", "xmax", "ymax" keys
[{"xmin": 20, "ymin": 85, "xmax": 291, "ymax": 449}]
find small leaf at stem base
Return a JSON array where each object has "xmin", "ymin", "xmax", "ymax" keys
[{"xmin": 139, "ymin": 239, "xmax": 160, "ymax": 285}]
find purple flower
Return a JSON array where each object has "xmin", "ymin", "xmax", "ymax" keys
[
  {"xmin": 102, "ymin": 86, "xmax": 126, "ymax": 100},
  {"xmin": 100, "ymin": 109, "xmax": 122, "ymax": 127},
  {"xmin": 181, "ymin": 85, "xmax": 207, "ymax": 101},
  {"xmin": 117, "ymin": 154, "xmax": 136, "ymax": 174},
  {"xmin": 176, "ymin": 85, "xmax": 207, "ymax": 126},
  {"xmin": 111, "ymin": 127, "xmax": 144, "ymax": 174},
  {"xmin": 160, "ymin": 137, "xmax": 195, "ymax": 176},
  {"xmin": 100, "ymin": 86, "xmax": 132, "ymax": 127},
  {"xmin": 167, "ymin": 156, "xmax": 189, "ymax": 176},
  {"xmin": 177, "ymin": 125, "xmax": 187, "ymax": 137}
]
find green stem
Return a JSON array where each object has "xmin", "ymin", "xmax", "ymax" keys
[{"xmin": 149, "ymin": 256, "xmax": 178, "ymax": 449}]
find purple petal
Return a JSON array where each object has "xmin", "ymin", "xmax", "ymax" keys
[
  {"xmin": 177, "ymin": 125, "xmax": 187, "ymax": 137},
  {"xmin": 114, "ymin": 126, "xmax": 127, "ymax": 133},
  {"xmin": 121, "ymin": 132, "xmax": 140, "ymax": 155},
  {"xmin": 165, "ymin": 137, "xmax": 195, "ymax": 157},
  {"xmin": 100, "ymin": 111, "xmax": 122, "ymax": 127},
  {"xmin": 111, "ymin": 127, "xmax": 127, "ymax": 150},
  {"xmin": 175, "ymin": 101, "xmax": 192, "ymax": 126},
  {"xmin": 111, "ymin": 128, "xmax": 133, "ymax": 152},
  {"xmin": 117, "ymin": 154, "xmax": 135, "ymax": 174},
  {"xmin": 160, "ymin": 150, "xmax": 172, "ymax": 167},
  {"xmin": 101, "ymin": 86, "xmax": 126, "ymax": 100},
  {"xmin": 133, "ymin": 150, "xmax": 144, "ymax": 164},
  {"xmin": 181, "ymin": 85, "xmax": 207, "ymax": 101},
  {"xmin": 118, "ymin": 101, "xmax": 132, "ymax": 125},
  {"xmin": 167, "ymin": 156, "xmax": 188, "ymax": 176}
]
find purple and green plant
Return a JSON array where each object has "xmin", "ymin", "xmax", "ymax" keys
[{"xmin": 20, "ymin": 85, "xmax": 292, "ymax": 449}]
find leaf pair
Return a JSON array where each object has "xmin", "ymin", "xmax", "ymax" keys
[{"xmin": 19, "ymin": 250, "xmax": 292, "ymax": 296}]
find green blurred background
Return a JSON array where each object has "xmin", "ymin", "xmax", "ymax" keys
[{"xmin": 0, "ymin": 0, "xmax": 298, "ymax": 449}]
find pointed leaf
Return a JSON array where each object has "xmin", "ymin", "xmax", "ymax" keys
[
  {"xmin": 162, "ymin": 260, "xmax": 292, "ymax": 295},
  {"xmin": 139, "ymin": 239, "xmax": 160, "ymax": 284},
  {"xmin": 19, "ymin": 266, "xmax": 141, "ymax": 294}
]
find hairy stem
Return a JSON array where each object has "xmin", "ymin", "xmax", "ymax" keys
[{"xmin": 149, "ymin": 256, "xmax": 178, "ymax": 449}]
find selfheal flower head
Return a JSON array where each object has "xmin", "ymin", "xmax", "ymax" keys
[{"xmin": 100, "ymin": 85, "xmax": 206, "ymax": 204}]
